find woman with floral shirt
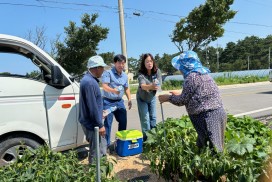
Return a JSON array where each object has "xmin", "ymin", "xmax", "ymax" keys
[{"xmin": 158, "ymin": 51, "xmax": 227, "ymax": 152}]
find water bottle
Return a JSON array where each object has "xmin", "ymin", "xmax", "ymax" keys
[
  {"xmin": 102, "ymin": 106, "xmax": 117, "ymax": 124},
  {"xmin": 117, "ymin": 85, "xmax": 123, "ymax": 92},
  {"xmin": 152, "ymin": 76, "xmax": 162, "ymax": 92},
  {"xmin": 103, "ymin": 106, "xmax": 117, "ymax": 117}
]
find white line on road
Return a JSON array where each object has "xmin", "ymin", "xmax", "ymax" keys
[{"xmin": 234, "ymin": 107, "xmax": 272, "ymax": 117}]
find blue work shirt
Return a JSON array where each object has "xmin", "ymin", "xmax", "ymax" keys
[
  {"xmin": 102, "ymin": 67, "xmax": 128, "ymax": 100},
  {"xmin": 79, "ymin": 72, "xmax": 103, "ymax": 130}
]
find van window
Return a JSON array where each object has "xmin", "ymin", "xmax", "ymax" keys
[{"xmin": 0, "ymin": 53, "xmax": 42, "ymax": 80}]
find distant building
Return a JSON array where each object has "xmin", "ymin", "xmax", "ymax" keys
[{"xmin": 128, "ymin": 72, "xmax": 134, "ymax": 81}]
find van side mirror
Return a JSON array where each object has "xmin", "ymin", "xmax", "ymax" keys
[{"xmin": 51, "ymin": 65, "xmax": 64, "ymax": 87}]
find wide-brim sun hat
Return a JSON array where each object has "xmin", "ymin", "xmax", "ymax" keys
[
  {"xmin": 171, "ymin": 55, "xmax": 181, "ymax": 70},
  {"xmin": 87, "ymin": 55, "xmax": 107, "ymax": 68},
  {"xmin": 171, "ymin": 51, "xmax": 199, "ymax": 70}
]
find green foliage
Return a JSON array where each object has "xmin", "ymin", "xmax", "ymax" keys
[
  {"xmin": 143, "ymin": 115, "xmax": 272, "ymax": 181},
  {"xmin": 25, "ymin": 70, "xmax": 41, "ymax": 79},
  {"xmin": 129, "ymin": 85, "xmax": 138, "ymax": 94},
  {"xmin": 128, "ymin": 57, "xmax": 140, "ymax": 74},
  {"xmin": 129, "ymin": 75, "xmax": 268, "ymax": 94},
  {"xmin": 161, "ymin": 80, "xmax": 183, "ymax": 90},
  {"xmin": 215, "ymin": 75, "xmax": 269, "ymax": 85},
  {"xmin": 0, "ymin": 72, "xmax": 11, "ymax": 76},
  {"xmin": 100, "ymin": 52, "xmax": 115, "ymax": 66},
  {"xmin": 55, "ymin": 13, "xmax": 109, "ymax": 75},
  {"xmin": 157, "ymin": 53, "xmax": 178, "ymax": 75},
  {"xmin": 171, "ymin": 0, "xmax": 236, "ymax": 51},
  {"xmin": 198, "ymin": 35, "xmax": 272, "ymax": 72},
  {"xmin": 0, "ymin": 146, "xmax": 119, "ymax": 182}
]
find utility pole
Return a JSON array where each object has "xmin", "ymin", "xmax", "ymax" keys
[
  {"xmin": 269, "ymin": 47, "xmax": 271, "ymax": 69},
  {"xmin": 216, "ymin": 43, "xmax": 219, "ymax": 72},
  {"xmin": 247, "ymin": 56, "xmax": 250, "ymax": 70},
  {"xmin": 205, "ymin": 45, "xmax": 209, "ymax": 68},
  {"xmin": 118, "ymin": 0, "xmax": 128, "ymax": 73},
  {"xmin": 216, "ymin": 50, "xmax": 219, "ymax": 72}
]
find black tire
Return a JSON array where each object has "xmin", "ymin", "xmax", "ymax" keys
[{"xmin": 0, "ymin": 137, "xmax": 41, "ymax": 167}]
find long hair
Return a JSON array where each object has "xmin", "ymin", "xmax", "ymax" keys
[{"xmin": 138, "ymin": 53, "xmax": 158, "ymax": 75}]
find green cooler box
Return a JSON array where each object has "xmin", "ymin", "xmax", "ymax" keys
[{"xmin": 115, "ymin": 129, "xmax": 143, "ymax": 157}]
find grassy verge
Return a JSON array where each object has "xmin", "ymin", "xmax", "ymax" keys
[{"xmin": 129, "ymin": 76, "xmax": 269, "ymax": 94}]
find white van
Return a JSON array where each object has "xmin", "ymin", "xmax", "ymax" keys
[{"xmin": 0, "ymin": 34, "xmax": 87, "ymax": 166}]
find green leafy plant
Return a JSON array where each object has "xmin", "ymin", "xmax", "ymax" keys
[
  {"xmin": 0, "ymin": 145, "xmax": 120, "ymax": 182},
  {"xmin": 143, "ymin": 115, "xmax": 272, "ymax": 181}
]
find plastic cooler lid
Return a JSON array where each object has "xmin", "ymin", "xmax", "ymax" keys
[{"xmin": 116, "ymin": 129, "xmax": 143, "ymax": 140}]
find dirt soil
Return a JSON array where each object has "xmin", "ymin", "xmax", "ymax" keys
[
  {"xmin": 81, "ymin": 152, "xmax": 166, "ymax": 182},
  {"xmin": 108, "ymin": 153, "xmax": 166, "ymax": 182}
]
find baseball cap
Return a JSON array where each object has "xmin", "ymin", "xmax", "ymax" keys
[{"xmin": 87, "ymin": 55, "xmax": 107, "ymax": 68}]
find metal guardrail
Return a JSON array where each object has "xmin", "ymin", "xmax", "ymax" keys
[{"xmin": 164, "ymin": 69, "xmax": 270, "ymax": 81}]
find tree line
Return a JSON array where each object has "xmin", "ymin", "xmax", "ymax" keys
[
  {"xmin": 155, "ymin": 35, "xmax": 272, "ymax": 75},
  {"xmin": 23, "ymin": 0, "xmax": 272, "ymax": 76}
]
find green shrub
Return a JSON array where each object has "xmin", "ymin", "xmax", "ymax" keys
[
  {"xmin": 215, "ymin": 76, "xmax": 268, "ymax": 85},
  {"xmin": 129, "ymin": 85, "xmax": 138, "ymax": 94},
  {"xmin": 143, "ymin": 115, "xmax": 272, "ymax": 181},
  {"xmin": 0, "ymin": 146, "xmax": 120, "ymax": 182},
  {"xmin": 162, "ymin": 80, "xmax": 183, "ymax": 90}
]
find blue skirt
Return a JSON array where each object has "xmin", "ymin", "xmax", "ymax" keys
[{"xmin": 189, "ymin": 107, "xmax": 227, "ymax": 152}]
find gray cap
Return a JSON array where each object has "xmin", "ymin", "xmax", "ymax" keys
[{"xmin": 87, "ymin": 55, "xmax": 107, "ymax": 68}]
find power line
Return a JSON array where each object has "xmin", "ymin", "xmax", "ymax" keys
[
  {"xmin": 230, "ymin": 21, "xmax": 272, "ymax": 28},
  {"xmin": 225, "ymin": 30, "xmax": 254, "ymax": 35},
  {"xmin": 35, "ymin": 0, "xmax": 118, "ymax": 10},
  {"xmin": 37, "ymin": 0, "xmax": 185, "ymax": 18},
  {"xmin": 3, "ymin": 1, "xmax": 272, "ymax": 30},
  {"xmin": 242, "ymin": 0, "xmax": 271, "ymax": 7},
  {"xmin": 0, "ymin": 2, "xmax": 89, "ymax": 11}
]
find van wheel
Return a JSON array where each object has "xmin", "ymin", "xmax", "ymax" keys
[{"xmin": 0, "ymin": 137, "xmax": 40, "ymax": 167}]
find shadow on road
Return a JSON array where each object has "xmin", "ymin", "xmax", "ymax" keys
[{"xmin": 256, "ymin": 91, "xmax": 272, "ymax": 94}]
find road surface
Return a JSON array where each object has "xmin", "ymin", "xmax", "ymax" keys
[{"xmin": 110, "ymin": 81, "xmax": 272, "ymax": 141}]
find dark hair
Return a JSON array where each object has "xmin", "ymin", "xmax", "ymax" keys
[
  {"xmin": 114, "ymin": 54, "xmax": 126, "ymax": 63},
  {"xmin": 138, "ymin": 53, "xmax": 158, "ymax": 75}
]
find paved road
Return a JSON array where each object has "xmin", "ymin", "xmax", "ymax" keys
[{"xmin": 110, "ymin": 81, "xmax": 272, "ymax": 141}]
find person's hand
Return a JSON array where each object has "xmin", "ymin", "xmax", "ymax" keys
[
  {"xmin": 99, "ymin": 126, "xmax": 106, "ymax": 137},
  {"xmin": 169, "ymin": 91, "xmax": 180, "ymax": 95},
  {"xmin": 158, "ymin": 94, "xmax": 170, "ymax": 103},
  {"xmin": 151, "ymin": 83, "xmax": 158, "ymax": 90},
  {"xmin": 102, "ymin": 110, "xmax": 107, "ymax": 119},
  {"xmin": 113, "ymin": 88, "xmax": 120, "ymax": 95},
  {"xmin": 128, "ymin": 100, "xmax": 132, "ymax": 110}
]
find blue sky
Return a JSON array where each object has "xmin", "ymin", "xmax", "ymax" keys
[{"xmin": 1, "ymin": 0, "xmax": 272, "ymax": 59}]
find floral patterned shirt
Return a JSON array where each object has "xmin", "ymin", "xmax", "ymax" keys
[{"xmin": 169, "ymin": 72, "xmax": 223, "ymax": 115}]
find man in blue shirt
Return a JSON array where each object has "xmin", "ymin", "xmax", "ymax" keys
[
  {"xmin": 79, "ymin": 55, "xmax": 107, "ymax": 164},
  {"xmin": 102, "ymin": 54, "xmax": 132, "ymax": 147}
]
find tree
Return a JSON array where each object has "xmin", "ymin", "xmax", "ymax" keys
[
  {"xmin": 220, "ymin": 42, "xmax": 236, "ymax": 64},
  {"xmin": 171, "ymin": 0, "xmax": 236, "ymax": 52},
  {"xmin": 55, "ymin": 13, "xmax": 109, "ymax": 75},
  {"xmin": 128, "ymin": 57, "xmax": 140, "ymax": 74},
  {"xmin": 157, "ymin": 53, "xmax": 178, "ymax": 75},
  {"xmin": 25, "ymin": 26, "xmax": 47, "ymax": 50},
  {"xmin": 99, "ymin": 52, "xmax": 115, "ymax": 66}
]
